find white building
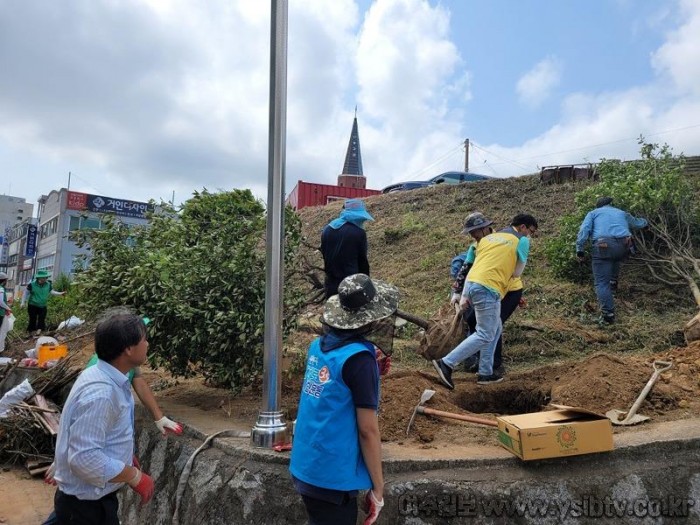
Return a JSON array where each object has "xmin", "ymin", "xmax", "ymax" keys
[{"xmin": 35, "ymin": 188, "xmax": 152, "ymax": 279}]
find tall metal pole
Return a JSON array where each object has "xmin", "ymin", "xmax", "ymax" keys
[
  {"xmin": 464, "ymin": 139, "xmax": 470, "ymax": 172},
  {"xmin": 251, "ymin": 0, "xmax": 290, "ymax": 448}
]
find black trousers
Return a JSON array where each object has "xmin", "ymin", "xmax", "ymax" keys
[
  {"xmin": 465, "ymin": 289, "xmax": 522, "ymax": 368},
  {"xmin": 301, "ymin": 494, "xmax": 358, "ymax": 525},
  {"xmin": 54, "ymin": 489, "xmax": 119, "ymax": 525},
  {"xmin": 28, "ymin": 304, "xmax": 48, "ymax": 331}
]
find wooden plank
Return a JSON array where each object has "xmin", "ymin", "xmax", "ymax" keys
[
  {"xmin": 28, "ymin": 465, "xmax": 51, "ymax": 477},
  {"xmin": 33, "ymin": 394, "xmax": 60, "ymax": 435}
]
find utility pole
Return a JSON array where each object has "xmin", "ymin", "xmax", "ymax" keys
[
  {"xmin": 464, "ymin": 139, "xmax": 470, "ymax": 172},
  {"xmin": 251, "ymin": 0, "xmax": 290, "ymax": 449},
  {"xmin": 67, "ymin": 172, "xmax": 71, "ymax": 190}
]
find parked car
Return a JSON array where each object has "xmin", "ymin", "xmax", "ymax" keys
[{"xmin": 381, "ymin": 171, "xmax": 492, "ymax": 193}]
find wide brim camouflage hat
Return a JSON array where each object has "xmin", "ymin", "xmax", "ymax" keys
[
  {"xmin": 462, "ymin": 212, "xmax": 493, "ymax": 234},
  {"xmin": 323, "ymin": 274, "xmax": 399, "ymax": 330}
]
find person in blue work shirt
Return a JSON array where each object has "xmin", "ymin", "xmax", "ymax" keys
[
  {"xmin": 290, "ymin": 273, "xmax": 399, "ymax": 525},
  {"xmin": 576, "ymin": 196, "xmax": 647, "ymax": 324},
  {"xmin": 321, "ymin": 199, "xmax": 373, "ymax": 299}
]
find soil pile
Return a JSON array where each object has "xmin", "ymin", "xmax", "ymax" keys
[{"xmin": 379, "ymin": 344, "xmax": 700, "ymax": 444}]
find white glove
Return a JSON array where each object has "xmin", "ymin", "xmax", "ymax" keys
[
  {"xmin": 459, "ymin": 296, "xmax": 471, "ymax": 310},
  {"xmin": 450, "ymin": 293, "xmax": 460, "ymax": 305},
  {"xmin": 362, "ymin": 490, "xmax": 384, "ymax": 525},
  {"xmin": 154, "ymin": 416, "xmax": 183, "ymax": 436}
]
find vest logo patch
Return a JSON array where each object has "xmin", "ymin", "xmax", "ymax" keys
[{"xmin": 318, "ymin": 366, "xmax": 330, "ymax": 383}]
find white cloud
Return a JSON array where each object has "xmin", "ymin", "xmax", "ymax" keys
[
  {"xmin": 651, "ymin": 0, "xmax": 700, "ymax": 96},
  {"xmin": 516, "ymin": 57, "xmax": 562, "ymax": 108},
  {"xmin": 0, "ymin": 0, "xmax": 364, "ymax": 201},
  {"xmin": 355, "ymin": 0, "xmax": 471, "ymax": 185},
  {"xmin": 1, "ymin": 0, "xmax": 700, "ymax": 207},
  {"xmin": 476, "ymin": 0, "xmax": 700, "ymax": 178}
]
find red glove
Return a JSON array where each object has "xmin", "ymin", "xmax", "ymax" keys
[
  {"xmin": 362, "ymin": 490, "xmax": 384, "ymax": 525},
  {"xmin": 127, "ymin": 469, "xmax": 154, "ymax": 505},
  {"xmin": 44, "ymin": 462, "xmax": 56, "ymax": 485},
  {"xmin": 132, "ymin": 455, "xmax": 141, "ymax": 470},
  {"xmin": 518, "ymin": 297, "xmax": 527, "ymax": 308},
  {"xmin": 375, "ymin": 349, "xmax": 391, "ymax": 376}
]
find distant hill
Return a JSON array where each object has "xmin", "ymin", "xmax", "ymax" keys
[{"xmin": 296, "ymin": 171, "xmax": 698, "ymax": 368}]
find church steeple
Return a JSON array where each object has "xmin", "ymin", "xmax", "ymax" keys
[{"xmin": 338, "ymin": 109, "xmax": 366, "ymax": 188}]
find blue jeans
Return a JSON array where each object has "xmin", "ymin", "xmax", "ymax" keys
[
  {"xmin": 591, "ymin": 237, "xmax": 628, "ymax": 316},
  {"xmin": 443, "ymin": 283, "xmax": 502, "ymax": 376}
]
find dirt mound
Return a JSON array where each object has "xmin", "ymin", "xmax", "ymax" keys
[
  {"xmin": 379, "ymin": 346, "xmax": 700, "ymax": 444},
  {"xmin": 549, "ymin": 353, "xmax": 655, "ymax": 413}
]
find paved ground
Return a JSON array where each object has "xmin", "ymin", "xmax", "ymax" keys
[{"xmin": 0, "ymin": 467, "xmax": 54, "ymax": 525}]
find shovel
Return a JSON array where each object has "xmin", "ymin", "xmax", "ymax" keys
[
  {"xmin": 406, "ymin": 389, "xmax": 435, "ymax": 435},
  {"xmin": 606, "ymin": 360, "xmax": 672, "ymax": 425},
  {"xmin": 406, "ymin": 389, "xmax": 498, "ymax": 435}
]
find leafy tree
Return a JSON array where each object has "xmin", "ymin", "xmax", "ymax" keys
[
  {"xmin": 71, "ymin": 189, "xmax": 305, "ymax": 391},
  {"xmin": 545, "ymin": 141, "xmax": 700, "ymax": 309}
]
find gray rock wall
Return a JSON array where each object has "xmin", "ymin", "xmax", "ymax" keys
[{"xmin": 121, "ymin": 410, "xmax": 700, "ymax": 524}]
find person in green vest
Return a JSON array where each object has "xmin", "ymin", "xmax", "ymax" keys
[
  {"xmin": 20, "ymin": 270, "xmax": 65, "ymax": 335},
  {"xmin": 83, "ymin": 314, "xmax": 182, "ymax": 435},
  {"xmin": 85, "ymin": 352, "xmax": 183, "ymax": 436},
  {"xmin": 0, "ymin": 272, "xmax": 12, "ymax": 353}
]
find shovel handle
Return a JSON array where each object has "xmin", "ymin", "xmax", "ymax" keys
[
  {"xmin": 395, "ymin": 309, "xmax": 430, "ymax": 330},
  {"xmin": 418, "ymin": 406, "xmax": 498, "ymax": 428},
  {"xmin": 625, "ymin": 360, "xmax": 673, "ymax": 420}
]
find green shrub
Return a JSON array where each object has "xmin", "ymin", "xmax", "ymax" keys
[
  {"xmin": 71, "ymin": 189, "xmax": 305, "ymax": 392},
  {"xmin": 546, "ymin": 141, "xmax": 700, "ymax": 287}
]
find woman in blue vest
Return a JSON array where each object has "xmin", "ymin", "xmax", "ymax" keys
[{"xmin": 290, "ymin": 273, "xmax": 398, "ymax": 525}]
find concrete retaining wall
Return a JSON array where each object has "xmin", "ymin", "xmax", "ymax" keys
[{"xmin": 121, "ymin": 410, "xmax": 700, "ymax": 524}]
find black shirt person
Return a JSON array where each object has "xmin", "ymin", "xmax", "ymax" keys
[{"xmin": 321, "ymin": 199, "xmax": 373, "ymax": 299}]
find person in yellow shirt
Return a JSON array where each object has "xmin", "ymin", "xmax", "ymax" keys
[
  {"xmin": 434, "ymin": 213, "xmax": 538, "ymax": 388},
  {"xmin": 450, "ymin": 214, "xmax": 526, "ymax": 376}
]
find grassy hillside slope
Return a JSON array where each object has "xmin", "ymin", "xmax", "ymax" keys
[{"xmin": 296, "ymin": 174, "xmax": 697, "ymax": 369}]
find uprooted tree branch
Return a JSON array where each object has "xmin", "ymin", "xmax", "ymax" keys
[{"xmin": 634, "ymin": 204, "xmax": 700, "ymax": 308}]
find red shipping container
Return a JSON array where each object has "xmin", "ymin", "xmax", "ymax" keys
[{"xmin": 287, "ymin": 181, "xmax": 380, "ymax": 211}]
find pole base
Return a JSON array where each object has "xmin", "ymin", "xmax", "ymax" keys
[{"xmin": 251, "ymin": 411, "xmax": 291, "ymax": 448}]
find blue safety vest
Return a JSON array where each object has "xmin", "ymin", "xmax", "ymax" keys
[{"xmin": 289, "ymin": 338, "xmax": 376, "ymax": 491}]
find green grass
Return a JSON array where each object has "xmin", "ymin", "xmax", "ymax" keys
[{"xmin": 294, "ymin": 174, "xmax": 698, "ymax": 371}]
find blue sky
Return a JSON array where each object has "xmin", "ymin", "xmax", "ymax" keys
[
  {"xmin": 450, "ymin": 1, "xmax": 669, "ymax": 144},
  {"xmin": 0, "ymin": 0, "xmax": 699, "ymax": 205}
]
